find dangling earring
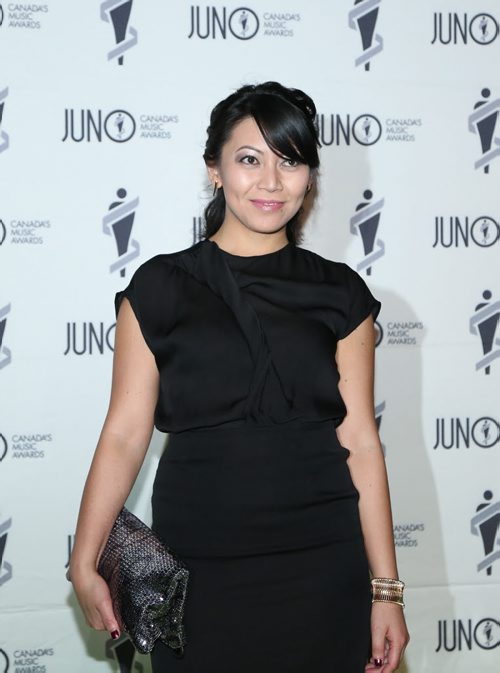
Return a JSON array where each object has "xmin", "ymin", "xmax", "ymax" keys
[{"xmin": 213, "ymin": 180, "xmax": 218, "ymax": 197}]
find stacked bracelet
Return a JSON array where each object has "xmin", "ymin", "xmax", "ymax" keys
[{"xmin": 371, "ymin": 578, "xmax": 405, "ymax": 608}]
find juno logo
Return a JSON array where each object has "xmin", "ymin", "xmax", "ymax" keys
[{"xmin": 188, "ymin": 6, "xmax": 259, "ymax": 40}]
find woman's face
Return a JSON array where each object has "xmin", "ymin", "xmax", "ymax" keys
[{"xmin": 209, "ymin": 116, "xmax": 311, "ymax": 237}]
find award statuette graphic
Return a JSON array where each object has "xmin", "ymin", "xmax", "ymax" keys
[
  {"xmin": 472, "ymin": 417, "xmax": 500, "ymax": 448},
  {"xmin": 106, "ymin": 634, "xmax": 143, "ymax": 673},
  {"xmin": 474, "ymin": 618, "xmax": 500, "ymax": 650},
  {"xmin": 0, "ymin": 518, "xmax": 13, "ymax": 587},
  {"xmin": 375, "ymin": 401, "xmax": 385, "ymax": 433},
  {"xmin": 65, "ymin": 534, "xmax": 75, "ymax": 569},
  {"xmin": 228, "ymin": 8, "xmax": 259, "ymax": 40},
  {"xmin": 471, "ymin": 216, "xmax": 500, "ymax": 247},
  {"xmin": 114, "ymin": 112, "xmax": 126, "ymax": 140},
  {"xmin": 0, "ymin": 86, "xmax": 10, "ymax": 154},
  {"xmin": 470, "ymin": 14, "xmax": 499, "ymax": 45},
  {"xmin": 100, "ymin": 0, "xmax": 138, "ymax": 65},
  {"xmin": 348, "ymin": 0, "xmax": 383, "ymax": 71},
  {"xmin": 102, "ymin": 189, "xmax": 140, "ymax": 277},
  {"xmin": 350, "ymin": 190, "xmax": 385, "ymax": 275},
  {"xmin": 375, "ymin": 401, "xmax": 386, "ymax": 455},
  {"xmin": 351, "ymin": 114, "xmax": 382, "ymax": 146},
  {"xmin": 469, "ymin": 290, "xmax": 500, "ymax": 375},
  {"xmin": 0, "ymin": 303, "xmax": 11, "ymax": 370},
  {"xmin": 239, "ymin": 9, "xmax": 248, "ymax": 37},
  {"xmin": 471, "ymin": 490, "xmax": 500, "ymax": 576},
  {"xmin": 468, "ymin": 88, "xmax": 500, "ymax": 174},
  {"xmin": 479, "ymin": 15, "xmax": 488, "ymax": 41},
  {"xmin": 105, "ymin": 110, "xmax": 136, "ymax": 143}
]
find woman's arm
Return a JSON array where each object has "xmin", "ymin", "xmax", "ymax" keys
[
  {"xmin": 69, "ymin": 297, "xmax": 160, "ymax": 636},
  {"xmin": 335, "ymin": 316, "xmax": 409, "ymax": 673}
]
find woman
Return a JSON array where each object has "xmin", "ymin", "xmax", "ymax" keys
[{"xmin": 69, "ymin": 81, "xmax": 409, "ymax": 673}]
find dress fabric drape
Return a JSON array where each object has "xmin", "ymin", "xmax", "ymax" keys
[{"xmin": 115, "ymin": 238, "xmax": 381, "ymax": 672}]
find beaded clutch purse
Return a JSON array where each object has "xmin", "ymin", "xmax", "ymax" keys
[{"xmin": 97, "ymin": 507, "xmax": 189, "ymax": 655}]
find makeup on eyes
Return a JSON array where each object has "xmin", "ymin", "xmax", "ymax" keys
[
  {"xmin": 235, "ymin": 145, "xmax": 263, "ymax": 154},
  {"xmin": 237, "ymin": 154, "xmax": 259, "ymax": 164}
]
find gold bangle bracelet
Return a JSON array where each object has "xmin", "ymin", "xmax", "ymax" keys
[
  {"xmin": 372, "ymin": 596, "xmax": 405, "ymax": 608},
  {"xmin": 371, "ymin": 578, "xmax": 405, "ymax": 608},
  {"xmin": 371, "ymin": 578, "xmax": 405, "ymax": 590},
  {"xmin": 372, "ymin": 591, "xmax": 403, "ymax": 601}
]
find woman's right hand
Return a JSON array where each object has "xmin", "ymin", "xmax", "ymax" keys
[
  {"xmin": 69, "ymin": 566, "xmax": 121, "ymax": 639},
  {"xmin": 67, "ymin": 298, "xmax": 160, "ymax": 641}
]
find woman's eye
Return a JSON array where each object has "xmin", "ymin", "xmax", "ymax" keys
[
  {"xmin": 283, "ymin": 158, "xmax": 299, "ymax": 167},
  {"xmin": 240, "ymin": 155, "xmax": 259, "ymax": 165}
]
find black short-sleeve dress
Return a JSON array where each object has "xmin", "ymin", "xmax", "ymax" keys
[{"xmin": 115, "ymin": 238, "xmax": 381, "ymax": 673}]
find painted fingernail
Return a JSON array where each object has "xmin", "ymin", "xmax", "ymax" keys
[
  {"xmin": 374, "ymin": 659, "xmax": 383, "ymax": 668},
  {"xmin": 111, "ymin": 630, "xmax": 120, "ymax": 640}
]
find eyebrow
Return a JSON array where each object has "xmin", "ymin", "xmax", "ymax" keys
[{"xmin": 235, "ymin": 145, "xmax": 264, "ymax": 154}]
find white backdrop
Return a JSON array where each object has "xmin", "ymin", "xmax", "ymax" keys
[{"xmin": 1, "ymin": 2, "xmax": 499, "ymax": 672}]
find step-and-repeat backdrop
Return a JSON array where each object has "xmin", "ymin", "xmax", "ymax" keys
[{"xmin": 1, "ymin": 2, "xmax": 499, "ymax": 672}]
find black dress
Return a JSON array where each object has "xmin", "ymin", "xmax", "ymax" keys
[{"xmin": 115, "ymin": 238, "xmax": 381, "ymax": 673}]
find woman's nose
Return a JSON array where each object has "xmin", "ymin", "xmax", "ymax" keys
[{"xmin": 258, "ymin": 164, "xmax": 282, "ymax": 191}]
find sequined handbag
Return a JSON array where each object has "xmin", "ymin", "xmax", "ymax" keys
[{"xmin": 97, "ymin": 507, "xmax": 189, "ymax": 655}]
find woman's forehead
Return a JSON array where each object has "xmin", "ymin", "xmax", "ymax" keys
[{"xmin": 224, "ymin": 117, "xmax": 264, "ymax": 146}]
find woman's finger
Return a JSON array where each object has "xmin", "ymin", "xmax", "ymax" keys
[
  {"xmin": 370, "ymin": 624, "xmax": 386, "ymax": 668},
  {"xmin": 383, "ymin": 636, "xmax": 406, "ymax": 672},
  {"xmin": 96, "ymin": 595, "xmax": 121, "ymax": 638}
]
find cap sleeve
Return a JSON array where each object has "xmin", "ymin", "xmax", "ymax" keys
[
  {"xmin": 337, "ymin": 264, "xmax": 381, "ymax": 340},
  {"xmin": 115, "ymin": 275, "xmax": 136, "ymax": 319},
  {"xmin": 114, "ymin": 266, "xmax": 154, "ymax": 354}
]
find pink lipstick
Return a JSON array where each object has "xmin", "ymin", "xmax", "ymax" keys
[{"xmin": 250, "ymin": 200, "xmax": 285, "ymax": 212}]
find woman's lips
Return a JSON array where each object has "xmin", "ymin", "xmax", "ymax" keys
[{"xmin": 250, "ymin": 200, "xmax": 285, "ymax": 212}]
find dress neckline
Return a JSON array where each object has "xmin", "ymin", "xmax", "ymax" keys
[{"xmin": 205, "ymin": 238, "xmax": 292, "ymax": 260}]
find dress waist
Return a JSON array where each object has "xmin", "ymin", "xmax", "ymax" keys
[{"xmin": 151, "ymin": 421, "xmax": 363, "ymax": 557}]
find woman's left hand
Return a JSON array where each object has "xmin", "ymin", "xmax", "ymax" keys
[{"xmin": 365, "ymin": 602, "xmax": 410, "ymax": 672}]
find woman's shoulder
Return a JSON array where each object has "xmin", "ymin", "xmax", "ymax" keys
[
  {"xmin": 115, "ymin": 242, "xmax": 202, "ymax": 321},
  {"xmin": 295, "ymin": 247, "xmax": 381, "ymax": 337},
  {"xmin": 128, "ymin": 241, "xmax": 202, "ymax": 283},
  {"xmin": 294, "ymin": 244, "xmax": 354, "ymax": 282}
]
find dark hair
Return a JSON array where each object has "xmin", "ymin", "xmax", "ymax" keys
[{"xmin": 202, "ymin": 81, "xmax": 321, "ymax": 245}]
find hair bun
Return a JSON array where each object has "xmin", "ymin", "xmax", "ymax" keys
[
  {"xmin": 291, "ymin": 89, "xmax": 317, "ymax": 120},
  {"xmin": 253, "ymin": 82, "xmax": 316, "ymax": 120}
]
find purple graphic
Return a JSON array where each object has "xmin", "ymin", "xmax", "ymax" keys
[
  {"xmin": 0, "ymin": 518, "xmax": 12, "ymax": 587},
  {"xmin": 0, "ymin": 304, "xmax": 11, "ymax": 370},
  {"xmin": 0, "ymin": 87, "xmax": 9, "ymax": 153},
  {"xmin": 350, "ymin": 190, "xmax": 385, "ymax": 275},
  {"xmin": 102, "ymin": 189, "xmax": 140, "ymax": 277},
  {"xmin": 468, "ymin": 88, "xmax": 500, "ymax": 173},
  {"xmin": 106, "ymin": 633, "xmax": 144, "ymax": 673},
  {"xmin": 348, "ymin": 0, "xmax": 383, "ymax": 70},
  {"xmin": 471, "ymin": 490, "xmax": 500, "ymax": 575},
  {"xmin": 100, "ymin": 0, "xmax": 138, "ymax": 64},
  {"xmin": 470, "ymin": 290, "xmax": 500, "ymax": 374}
]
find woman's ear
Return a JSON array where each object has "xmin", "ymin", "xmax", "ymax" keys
[
  {"xmin": 206, "ymin": 164, "xmax": 220, "ymax": 188},
  {"xmin": 306, "ymin": 168, "xmax": 319, "ymax": 195}
]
